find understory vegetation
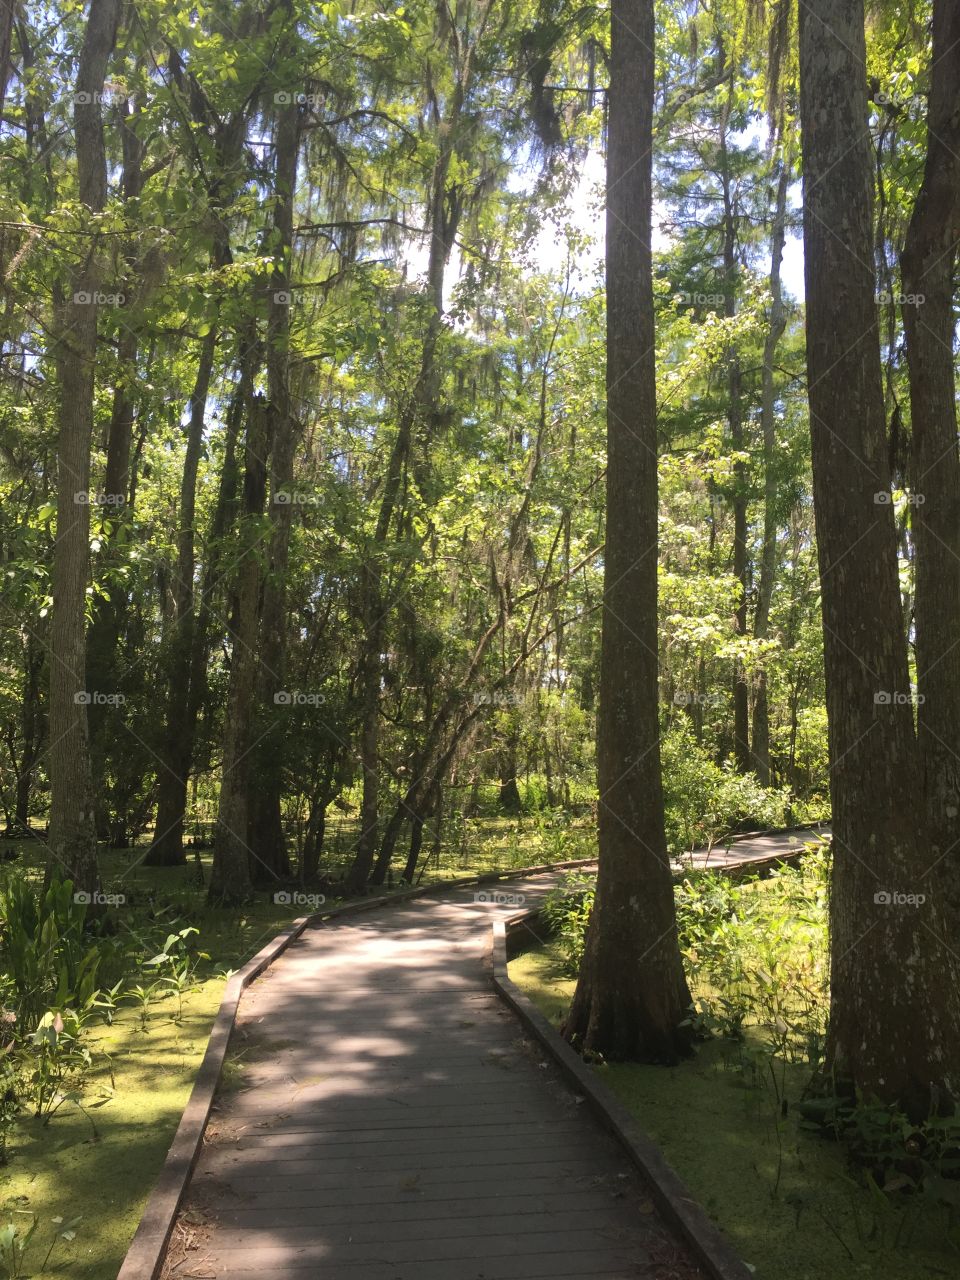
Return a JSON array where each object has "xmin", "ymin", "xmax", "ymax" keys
[{"xmin": 520, "ymin": 848, "xmax": 960, "ymax": 1280}]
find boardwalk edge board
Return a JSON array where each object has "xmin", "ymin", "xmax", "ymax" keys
[
  {"xmin": 489, "ymin": 911, "xmax": 757, "ymax": 1280},
  {"xmin": 115, "ymin": 856, "xmax": 600, "ymax": 1280}
]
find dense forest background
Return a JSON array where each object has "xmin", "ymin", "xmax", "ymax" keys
[
  {"xmin": 2, "ymin": 4, "xmax": 960, "ymax": 1268},
  {"xmin": 0, "ymin": 0, "xmax": 844, "ymax": 902}
]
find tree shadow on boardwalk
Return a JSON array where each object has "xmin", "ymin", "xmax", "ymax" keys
[{"xmin": 162, "ymin": 882, "xmax": 705, "ymax": 1280}]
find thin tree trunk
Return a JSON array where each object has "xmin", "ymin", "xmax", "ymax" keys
[
  {"xmin": 402, "ymin": 805, "xmax": 428, "ymax": 885},
  {"xmin": 498, "ymin": 733, "xmax": 522, "ymax": 812},
  {"xmin": 248, "ymin": 101, "xmax": 300, "ymax": 884},
  {"xmin": 301, "ymin": 750, "xmax": 342, "ymax": 883},
  {"xmin": 46, "ymin": 0, "xmax": 121, "ymax": 893},
  {"xmin": 208, "ymin": 337, "xmax": 269, "ymax": 905},
  {"xmin": 146, "ymin": 325, "xmax": 218, "ymax": 866},
  {"xmin": 87, "ymin": 93, "xmax": 144, "ymax": 835},
  {"xmin": 562, "ymin": 0, "xmax": 692, "ymax": 1063},
  {"xmin": 343, "ymin": 68, "xmax": 468, "ymax": 896},
  {"xmin": 901, "ymin": 0, "xmax": 960, "ymax": 924},
  {"xmin": 148, "ymin": 95, "xmax": 248, "ymax": 866},
  {"xmin": 798, "ymin": 0, "xmax": 960, "ymax": 1114},
  {"xmin": 752, "ymin": 155, "xmax": 790, "ymax": 785},
  {"xmin": 186, "ymin": 386, "xmax": 244, "ymax": 778},
  {"xmin": 718, "ymin": 92, "xmax": 750, "ymax": 773}
]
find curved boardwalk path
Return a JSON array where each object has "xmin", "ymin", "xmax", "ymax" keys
[{"xmin": 161, "ymin": 828, "xmax": 825, "ymax": 1280}]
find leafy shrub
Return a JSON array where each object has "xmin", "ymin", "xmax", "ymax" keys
[
  {"xmin": 541, "ymin": 871, "xmax": 596, "ymax": 975},
  {"xmin": 678, "ymin": 845, "xmax": 830, "ymax": 1063},
  {"xmin": 0, "ymin": 1044, "xmax": 18, "ymax": 1164},
  {"xmin": 26, "ymin": 1009, "xmax": 93, "ymax": 1121},
  {"xmin": 799, "ymin": 1095, "xmax": 960, "ymax": 1215},
  {"xmin": 661, "ymin": 721, "xmax": 793, "ymax": 853},
  {"xmin": 533, "ymin": 809, "xmax": 594, "ymax": 865}
]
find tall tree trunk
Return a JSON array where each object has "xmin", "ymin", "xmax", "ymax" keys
[
  {"xmin": 718, "ymin": 84, "xmax": 751, "ymax": 774},
  {"xmin": 752, "ymin": 155, "xmax": 790, "ymax": 785},
  {"xmin": 248, "ymin": 101, "xmax": 300, "ymax": 884},
  {"xmin": 146, "ymin": 326, "xmax": 218, "ymax": 865},
  {"xmin": 402, "ymin": 785, "xmax": 436, "ymax": 885},
  {"xmin": 46, "ymin": 0, "xmax": 121, "ymax": 893},
  {"xmin": 562, "ymin": 0, "xmax": 692, "ymax": 1063},
  {"xmin": 208, "ymin": 339, "xmax": 269, "ymax": 905},
  {"xmin": 184, "ymin": 386, "xmax": 244, "ymax": 800},
  {"xmin": 148, "ymin": 96, "xmax": 247, "ymax": 866},
  {"xmin": 301, "ymin": 749, "xmax": 342, "ymax": 883},
  {"xmin": 901, "ymin": 0, "xmax": 960, "ymax": 924},
  {"xmin": 87, "ymin": 93, "xmax": 144, "ymax": 836},
  {"xmin": 798, "ymin": 0, "xmax": 960, "ymax": 1114}
]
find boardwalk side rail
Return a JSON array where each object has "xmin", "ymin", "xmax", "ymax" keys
[{"xmin": 490, "ymin": 910, "xmax": 755, "ymax": 1280}]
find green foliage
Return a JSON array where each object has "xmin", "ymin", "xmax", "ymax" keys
[
  {"xmin": 25, "ymin": 1009, "xmax": 94, "ymax": 1122},
  {"xmin": 138, "ymin": 925, "xmax": 206, "ymax": 1023},
  {"xmin": 541, "ymin": 871, "xmax": 596, "ymax": 976},
  {"xmin": 0, "ymin": 877, "xmax": 101, "ymax": 1034},
  {"xmin": 543, "ymin": 845, "xmax": 831, "ymax": 1058},
  {"xmin": 0, "ymin": 1215, "xmax": 36, "ymax": 1280},
  {"xmin": 531, "ymin": 809, "xmax": 594, "ymax": 864},
  {"xmin": 662, "ymin": 721, "xmax": 794, "ymax": 852},
  {"xmin": 0, "ymin": 1213, "xmax": 82, "ymax": 1279},
  {"xmin": 678, "ymin": 845, "xmax": 830, "ymax": 1064}
]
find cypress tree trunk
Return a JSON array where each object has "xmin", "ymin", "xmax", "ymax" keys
[
  {"xmin": 87, "ymin": 96, "xmax": 144, "ymax": 841},
  {"xmin": 562, "ymin": 0, "xmax": 693, "ymax": 1064},
  {"xmin": 901, "ymin": 0, "xmax": 960, "ymax": 925},
  {"xmin": 208, "ymin": 340, "xmax": 269, "ymax": 906},
  {"xmin": 248, "ymin": 101, "xmax": 300, "ymax": 885},
  {"xmin": 718, "ymin": 93, "xmax": 750, "ymax": 774},
  {"xmin": 46, "ymin": 0, "xmax": 121, "ymax": 893},
  {"xmin": 798, "ymin": 0, "xmax": 960, "ymax": 1114},
  {"xmin": 146, "ymin": 327, "xmax": 217, "ymax": 866},
  {"xmin": 752, "ymin": 155, "xmax": 790, "ymax": 785},
  {"xmin": 14, "ymin": 634, "xmax": 43, "ymax": 830}
]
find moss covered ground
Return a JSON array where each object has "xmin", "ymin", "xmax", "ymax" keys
[{"xmin": 509, "ymin": 946, "xmax": 960, "ymax": 1280}]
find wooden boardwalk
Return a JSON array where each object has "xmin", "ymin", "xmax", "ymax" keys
[
  {"xmin": 162, "ymin": 831, "xmax": 825, "ymax": 1279},
  {"xmin": 677, "ymin": 823, "xmax": 829, "ymax": 873}
]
